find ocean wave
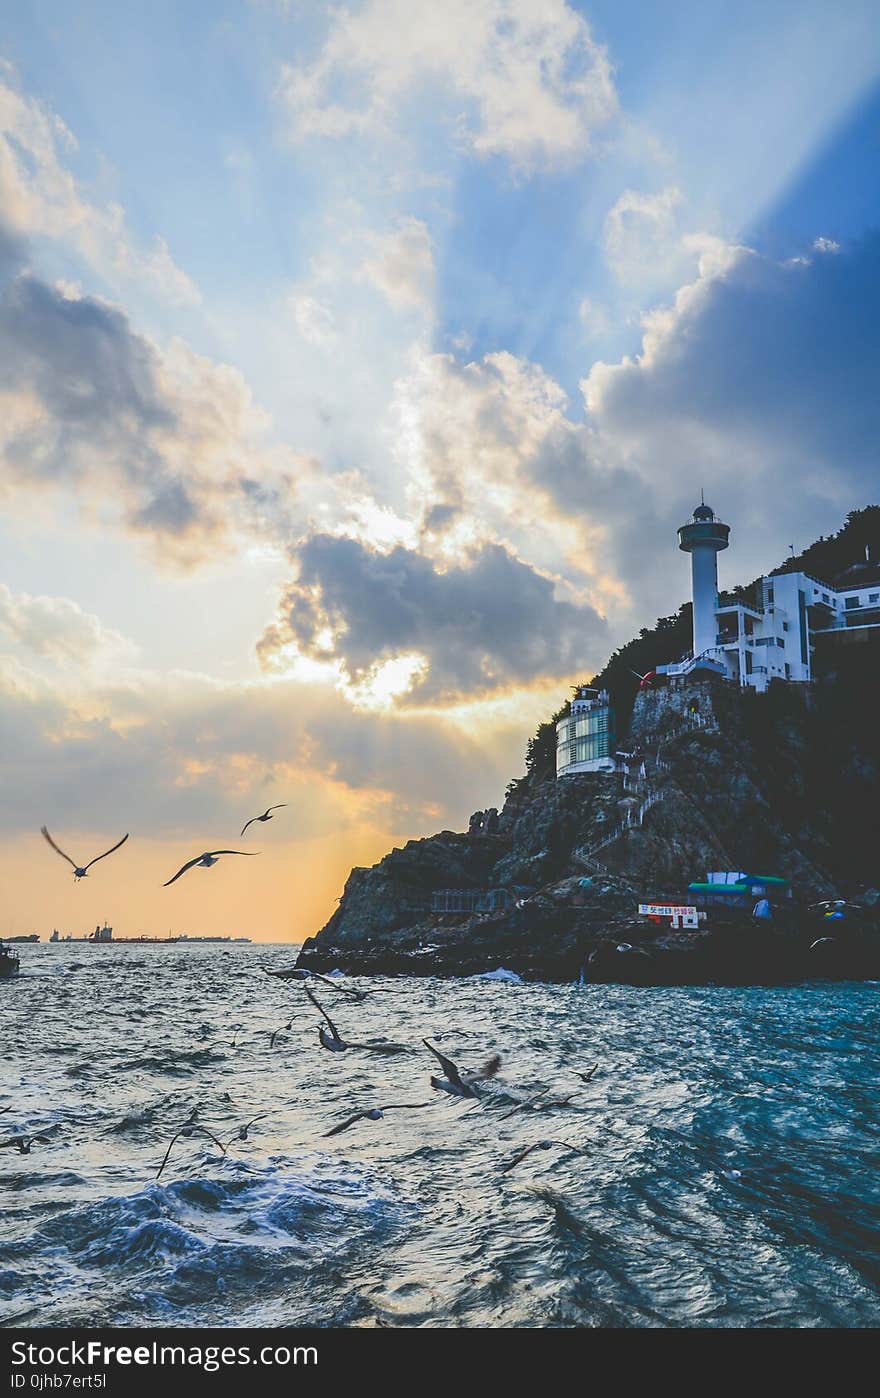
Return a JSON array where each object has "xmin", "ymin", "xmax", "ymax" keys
[{"xmin": 4, "ymin": 947, "xmax": 879, "ymax": 1327}]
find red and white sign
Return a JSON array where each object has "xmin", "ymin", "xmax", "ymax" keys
[{"xmin": 638, "ymin": 904, "xmax": 697, "ymax": 918}]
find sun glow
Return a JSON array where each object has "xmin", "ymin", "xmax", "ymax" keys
[{"xmin": 344, "ymin": 651, "xmax": 430, "ymax": 709}]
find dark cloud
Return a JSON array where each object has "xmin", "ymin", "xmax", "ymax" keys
[
  {"xmin": 0, "ymin": 272, "xmax": 291, "ymax": 561},
  {"xmin": 525, "ymin": 420, "xmax": 702, "ymax": 604},
  {"xmin": 0, "ymin": 274, "xmax": 199, "ymax": 541},
  {"xmin": 260, "ymin": 534, "xmax": 607, "ymax": 702},
  {"xmin": 560, "ymin": 235, "xmax": 880, "ymax": 614},
  {"xmin": 591, "ymin": 235, "xmax": 880, "ymax": 498},
  {"xmin": 2, "ymin": 275, "xmax": 174, "ymax": 433}
]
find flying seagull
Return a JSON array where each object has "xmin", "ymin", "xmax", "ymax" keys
[
  {"xmin": 422, "ymin": 1040, "xmax": 501, "ymax": 1099},
  {"xmin": 305, "ymin": 987, "xmax": 348, "ymax": 1052},
  {"xmin": 269, "ymin": 1016, "xmax": 295, "ymax": 1049},
  {"xmin": 501, "ymin": 1091, "xmax": 577, "ymax": 1119},
  {"xmin": 575, "ymin": 1064, "xmax": 599, "ymax": 1083},
  {"xmin": 265, "ymin": 966, "xmax": 371, "ymax": 998},
  {"xmin": 156, "ymin": 1124, "xmax": 228, "ymax": 1179},
  {"xmin": 215, "ymin": 1024, "xmax": 243, "ymax": 1051},
  {"xmin": 498, "ymin": 1088, "xmax": 551, "ymax": 1120},
  {"xmin": 304, "ymin": 987, "xmax": 407, "ymax": 1053},
  {"xmin": 225, "ymin": 1114, "xmax": 268, "ymax": 1148},
  {"xmin": 323, "ymin": 1102, "xmax": 434, "ymax": 1137},
  {"xmin": 501, "ymin": 1139, "xmax": 584, "ymax": 1173},
  {"xmin": 1, "ymin": 1134, "xmax": 52, "ymax": 1155},
  {"xmin": 241, "ymin": 804, "xmax": 287, "ymax": 838},
  {"xmin": 163, "ymin": 851, "xmax": 258, "ymax": 886},
  {"xmin": 41, "ymin": 826, "xmax": 129, "ymax": 881}
]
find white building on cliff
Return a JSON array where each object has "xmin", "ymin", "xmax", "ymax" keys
[{"xmin": 657, "ymin": 502, "xmax": 880, "ymax": 692}]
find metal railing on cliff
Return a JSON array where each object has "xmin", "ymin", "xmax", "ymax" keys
[{"xmin": 571, "ymin": 711, "xmax": 720, "ymax": 872}]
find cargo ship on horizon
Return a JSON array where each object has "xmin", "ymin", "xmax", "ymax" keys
[{"xmin": 48, "ymin": 926, "xmax": 251, "ymax": 944}]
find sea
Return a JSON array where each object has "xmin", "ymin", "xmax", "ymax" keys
[{"xmin": 2, "ymin": 943, "xmax": 879, "ymax": 1329}]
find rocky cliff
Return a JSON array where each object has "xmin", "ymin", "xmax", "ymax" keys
[
  {"xmin": 297, "ymin": 661, "xmax": 880, "ymax": 984},
  {"xmin": 297, "ymin": 510, "xmax": 880, "ymax": 983}
]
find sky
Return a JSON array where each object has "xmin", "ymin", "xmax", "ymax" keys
[{"xmin": 1, "ymin": 1, "xmax": 878, "ymax": 941}]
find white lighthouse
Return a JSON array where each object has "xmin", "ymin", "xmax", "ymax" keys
[
  {"xmin": 654, "ymin": 503, "xmax": 879, "ymax": 692},
  {"xmin": 678, "ymin": 501, "xmax": 730, "ymax": 660}
]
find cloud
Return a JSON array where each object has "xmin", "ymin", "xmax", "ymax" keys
[
  {"xmin": 0, "ymin": 584, "xmax": 137, "ymax": 669},
  {"xmin": 0, "ymin": 657, "xmax": 518, "ymax": 839},
  {"xmin": 215, "ymin": 235, "xmax": 880, "ymax": 714},
  {"xmin": 385, "ymin": 348, "xmax": 641, "ymax": 618},
  {"xmin": 258, "ymin": 533, "xmax": 607, "ymax": 703},
  {"xmin": 577, "ymin": 232, "xmax": 880, "ymax": 587},
  {"xmin": 577, "ymin": 297, "xmax": 611, "ymax": 337},
  {"xmin": 0, "ymin": 71, "xmax": 199, "ymax": 306},
  {"xmin": 585, "ymin": 233, "xmax": 880, "ymax": 478},
  {"xmin": 360, "ymin": 216, "xmax": 434, "ymax": 311},
  {"xmin": 0, "ymin": 216, "xmax": 26, "ymax": 279},
  {"xmin": 392, "ymin": 348, "xmax": 574, "ymax": 547},
  {"xmin": 377, "ymin": 235, "xmax": 880, "ymax": 637},
  {"xmin": 288, "ymin": 290, "xmax": 337, "ymax": 345},
  {"xmin": 603, "ymin": 185, "xmax": 684, "ymax": 284},
  {"xmin": 278, "ymin": 0, "xmax": 617, "ymax": 172},
  {"xmin": 0, "ymin": 272, "xmax": 306, "ymax": 564}
]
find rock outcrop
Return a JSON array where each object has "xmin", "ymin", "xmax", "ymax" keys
[{"xmin": 297, "ymin": 665, "xmax": 879, "ymax": 983}]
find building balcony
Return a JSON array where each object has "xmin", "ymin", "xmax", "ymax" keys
[{"xmin": 716, "ymin": 600, "xmax": 762, "ymax": 619}]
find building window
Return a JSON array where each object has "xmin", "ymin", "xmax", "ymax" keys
[
  {"xmin": 782, "ymin": 621, "xmax": 789, "ymax": 631},
  {"xmin": 845, "ymin": 596, "xmax": 860, "ymax": 609},
  {"xmin": 870, "ymin": 594, "xmax": 879, "ymax": 604}
]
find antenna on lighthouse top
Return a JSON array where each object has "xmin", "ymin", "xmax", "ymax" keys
[{"xmin": 701, "ymin": 488, "xmax": 705, "ymax": 505}]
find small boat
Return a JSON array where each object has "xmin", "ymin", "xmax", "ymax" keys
[{"xmin": 0, "ymin": 942, "xmax": 20, "ymax": 979}]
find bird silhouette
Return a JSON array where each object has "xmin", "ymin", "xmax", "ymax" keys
[
  {"xmin": 499, "ymin": 1088, "xmax": 550, "ymax": 1119},
  {"xmin": 241, "ymin": 805, "xmax": 287, "ymax": 837},
  {"xmin": 323, "ymin": 1102, "xmax": 434, "ymax": 1136},
  {"xmin": 264, "ymin": 966, "xmax": 370, "ymax": 998},
  {"xmin": 224, "ymin": 1114, "xmax": 268, "ymax": 1148},
  {"xmin": 423, "ymin": 1040, "xmax": 501, "ymax": 1098},
  {"xmin": 269, "ymin": 1017, "xmax": 295, "ymax": 1049},
  {"xmin": 1, "ymin": 1134, "xmax": 52, "ymax": 1155},
  {"xmin": 41, "ymin": 827, "xmax": 129, "ymax": 881},
  {"xmin": 163, "ymin": 851, "xmax": 258, "ymax": 886},
  {"xmin": 575, "ymin": 1064, "xmax": 599, "ymax": 1083},
  {"xmin": 304, "ymin": 987, "xmax": 407, "ymax": 1053},
  {"xmin": 156, "ymin": 1123, "xmax": 227, "ymax": 1179},
  {"xmin": 501, "ymin": 1139, "xmax": 583, "ymax": 1173}
]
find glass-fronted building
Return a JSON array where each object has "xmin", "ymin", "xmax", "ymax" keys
[{"xmin": 556, "ymin": 686, "xmax": 616, "ymax": 776}]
